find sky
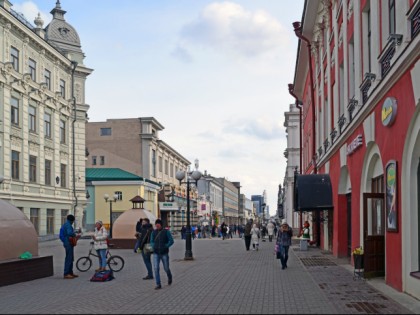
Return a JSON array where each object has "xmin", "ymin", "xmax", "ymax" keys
[{"xmin": 13, "ymin": 0, "xmax": 305, "ymax": 216}]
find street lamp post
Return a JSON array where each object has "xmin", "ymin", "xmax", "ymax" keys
[
  {"xmin": 176, "ymin": 168, "xmax": 202, "ymax": 261},
  {"xmin": 104, "ymin": 193, "xmax": 118, "ymax": 239}
]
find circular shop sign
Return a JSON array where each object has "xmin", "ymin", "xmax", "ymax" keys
[{"xmin": 381, "ymin": 97, "xmax": 397, "ymax": 127}]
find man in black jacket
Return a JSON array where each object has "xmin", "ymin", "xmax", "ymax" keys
[
  {"xmin": 138, "ymin": 218, "xmax": 154, "ymax": 280},
  {"xmin": 243, "ymin": 220, "xmax": 253, "ymax": 251},
  {"xmin": 133, "ymin": 218, "xmax": 143, "ymax": 253}
]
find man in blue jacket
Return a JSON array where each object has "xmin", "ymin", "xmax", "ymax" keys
[
  {"xmin": 150, "ymin": 219, "xmax": 174, "ymax": 290},
  {"xmin": 59, "ymin": 214, "xmax": 80, "ymax": 279}
]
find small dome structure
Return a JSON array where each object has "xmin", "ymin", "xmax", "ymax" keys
[
  {"xmin": 112, "ymin": 196, "xmax": 157, "ymax": 239},
  {"xmin": 0, "ymin": 199, "xmax": 38, "ymax": 261},
  {"xmin": 44, "ymin": 1, "xmax": 84, "ymax": 59}
]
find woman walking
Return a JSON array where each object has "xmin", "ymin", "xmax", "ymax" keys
[
  {"xmin": 276, "ymin": 219, "xmax": 293, "ymax": 270},
  {"xmin": 251, "ymin": 223, "xmax": 260, "ymax": 251}
]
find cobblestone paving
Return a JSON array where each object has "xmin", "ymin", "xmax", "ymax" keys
[
  {"xmin": 293, "ymin": 247, "xmax": 413, "ymax": 314},
  {"xmin": 0, "ymin": 237, "xmax": 416, "ymax": 314}
]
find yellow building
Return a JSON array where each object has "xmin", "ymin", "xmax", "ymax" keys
[{"xmin": 86, "ymin": 168, "xmax": 160, "ymax": 231}]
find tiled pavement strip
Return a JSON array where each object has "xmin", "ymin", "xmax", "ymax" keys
[{"xmin": 0, "ymin": 236, "xmax": 418, "ymax": 314}]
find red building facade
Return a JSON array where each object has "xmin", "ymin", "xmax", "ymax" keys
[{"xmin": 291, "ymin": 0, "xmax": 419, "ymax": 299}]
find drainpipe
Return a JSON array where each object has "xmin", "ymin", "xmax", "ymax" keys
[
  {"xmin": 288, "ymin": 83, "xmax": 303, "ymax": 232},
  {"xmin": 293, "ymin": 21, "xmax": 317, "ymax": 175},
  {"xmin": 293, "ymin": 21, "xmax": 320, "ymax": 247},
  {"xmin": 71, "ymin": 60, "xmax": 78, "ymax": 215}
]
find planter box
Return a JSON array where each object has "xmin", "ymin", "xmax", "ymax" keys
[{"xmin": 354, "ymin": 254, "xmax": 364, "ymax": 269}]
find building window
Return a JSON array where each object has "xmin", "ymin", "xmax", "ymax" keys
[
  {"xmin": 165, "ymin": 160, "xmax": 169, "ymax": 175},
  {"xmin": 389, "ymin": 0, "xmax": 395, "ymax": 35},
  {"xmin": 29, "ymin": 155, "xmax": 37, "ymax": 183},
  {"xmin": 30, "ymin": 208, "xmax": 39, "ymax": 234},
  {"xmin": 159, "ymin": 156, "xmax": 163, "ymax": 172},
  {"xmin": 46, "ymin": 209, "xmax": 55, "ymax": 235},
  {"xmin": 100, "ymin": 128, "xmax": 112, "ymax": 136},
  {"xmin": 61, "ymin": 209, "xmax": 69, "ymax": 225},
  {"xmin": 92, "ymin": 156, "xmax": 97, "ymax": 165},
  {"xmin": 29, "ymin": 58, "xmax": 36, "ymax": 81},
  {"xmin": 152, "ymin": 150, "xmax": 156, "ymax": 177},
  {"xmin": 115, "ymin": 191, "xmax": 123, "ymax": 201},
  {"xmin": 170, "ymin": 163, "xmax": 174, "ymax": 177},
  {"xmin": 11, "ymin": 150, "xmax": 19, "ymax": 180},
  {"xmin": 44, "ymin": 69, "xmax": 51, "ymax": 90},
  {"xmin": 60, "ymin": 120, "xmax": 66, "ymax": 144},
  {"xmin": 60, "ymin": 164, "xmax": 66, "ymax": 188},
  {"xmin": 60, "ymin": 79, "xmax": 66, "ymax": 98},
  {"xmin": 44, "ymin": 112, "xmax": 52, "ymax": 138},
  {"xmin": 100, "ymin": 156, "xmax": 105, "ymax": 165},
  {"xmin": 29, "ymin": 105, "xmax": 36, "ymax": 132},
  {"xmin": 11, "ymin": 97, "xmax": 19, "ymax": 125},
  {"xmin": 11, "ymin": 46, "xmax": 19, "ymax": 71},
  {"xmin": 45, "ymin": 159, "xmax": 52, "ymax": 186}
]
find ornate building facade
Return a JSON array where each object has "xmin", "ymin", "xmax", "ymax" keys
[{"xmin": 0, "ymin": 1, "xmax": 92, "ymax": 236}]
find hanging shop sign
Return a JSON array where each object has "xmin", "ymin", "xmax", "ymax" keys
[
  {"xmin": 159, "ymin": 202, "xmax": 179, "ymax": 211},
  {"xmin": 347, "ymin": 134, "xmax": 363, "ymax": 155},
  {"xmin": 381, "ymin": 97, "xmax": 397, "ymax": 127}
]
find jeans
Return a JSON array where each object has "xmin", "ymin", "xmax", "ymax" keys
[
  {"xmin": 97, "ymin": 249, "xmax": 107, "ymax": 268},
  {"xmin": 244, "ymin": 235, "xmax": 251, "ymax": 250},
  {"xmin": 64, "ymin": 244, "xmax": 74, "ymax": 276},
  {"xmin": 279, "ymin": 245, "xmax": 290, "ymax": 268},
  {"xmin": 134, "ymin": 239, "xmax": 142, "ymax": 252},
  {"xmin": 142, "ymin": 251, "xmax": 153, "ymax": 278},
  {"xmin": 153, "ymin": 253, "xmax": 172, "ymax": 286}
]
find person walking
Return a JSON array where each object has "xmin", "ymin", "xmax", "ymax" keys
[
  {"xmin": 139, "ymin": 218, "xmax": 154, "ymax": 280},
  {"xmin": 150, "ymin": 219, "xmax": 174, "ymax": 290},
  {"xmin": 93, "ymin": 220, "xmax": 108, "ymax": 272},
  {"xmin": 221, "ymin": 222, "xmax": 227, "ymax": 240},
  {"xmin": 59, "ymin": 214, "xmax": 81, "ymax": 279},
  {"xmin": 267, "ymin": 221, "xmax": 275, "ymax": 242},
  {"xmin": 276, "ymin": 219, "xmax": 293, "ymax": 270},
  {"xmin": 243, "ymin": 220, "xmax": 252, "ymax": 250},
  {"xmin": 133, "ymin": 218, "xmax": 143, "ymax": 253},
  {"xmin": 251, "ymin": 223, "xmax": 261, "ymax": 251},
  {"xmin": 181, "ymin": 225, "xmax": 186, "ymax": 240}
]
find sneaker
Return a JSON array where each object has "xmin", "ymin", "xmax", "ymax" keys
[
  {"xmin": 154, "ymin": 285, "xmax": 162, "ymax": 290},
  {"xmin": 143, "ymin": 276, "xmax": 153, "ymax": 280},
  {"xmin": 63, "ymin": 274, "xmax": 74, "ymax": 279},
  {"xmin": 168, "ymin": 278, "xmax": 172, "ymax": 285},
  {"xmin": 70, "ymin": 274, "xmax": 79, "ymax": 278}
]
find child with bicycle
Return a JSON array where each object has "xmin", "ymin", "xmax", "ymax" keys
[{"xmin": 93, "ymin": 220, "xmax": 108, "ymax": 272}]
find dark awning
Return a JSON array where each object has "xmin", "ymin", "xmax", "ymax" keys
[{"xmin": 294, "ymin": 174, "xmax": 334, "ymax": 212}]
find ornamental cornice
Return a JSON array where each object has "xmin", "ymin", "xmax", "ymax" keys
[
  {"xmin": 29, "ymin": 133, "xmax": 39, "ymax": 144},
  {"xmin": 44, "ymin": 147, "xmax": 54, "ymax": 158},
  {"xmin": 347, "ymin": 0, "xmax": 354, "ymax": 21},
  {"xmin": 10, "ymin": 135, "xmax": 22, "ymax": 148},
  {"xmin": 29, "ymin": 142, "xmax": 39, "ymax": 154}
]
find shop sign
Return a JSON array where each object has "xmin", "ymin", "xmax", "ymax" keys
[
  {"xmin": 347, "ymin": 134, "xmax": 363, "ymax": 155},
  {"xmin": 159, "ymin": 202, "xmax": 179, "ymax": 211},
  {"xmin": 381, "ymin": 97, "xmax": 397, "ymax": 127}
]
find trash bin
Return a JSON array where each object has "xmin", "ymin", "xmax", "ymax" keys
[{"xmin": 300, "ymin": 239, "xmax": 308, "ymax": 251}]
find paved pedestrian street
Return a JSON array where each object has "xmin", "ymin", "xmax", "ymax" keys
[{"xmin": 0, "ymin": 236, "xmax": 418, "ymax": 314}]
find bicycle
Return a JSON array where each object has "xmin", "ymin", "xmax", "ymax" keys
[{"xmin": 76, "ymin": 241, "xmax": 125, "ymax": 272}]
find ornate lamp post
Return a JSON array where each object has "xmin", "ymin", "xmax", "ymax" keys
[
  {"xmin": 176, "ymin": 165, "xmax": 202, "ymax": 261},
  {"xmin": 104, "ymin": 193, "xmax": 118, "ymax": 239}
]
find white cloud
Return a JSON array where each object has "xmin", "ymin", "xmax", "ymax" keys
[
  {"xmin": 222, "ymin": 117, "xmax": 285, "ymax": 140},
  {"xmin": 175, "ymin": 1, "xmax": 289, "ymax": 59},
  {"xmin": 170, "ymin": 44, "xmax": 194, "ymax": 63},
  {"xmin": 12, "ymin": 1, "xmax": 50, "ymax": 26}
]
